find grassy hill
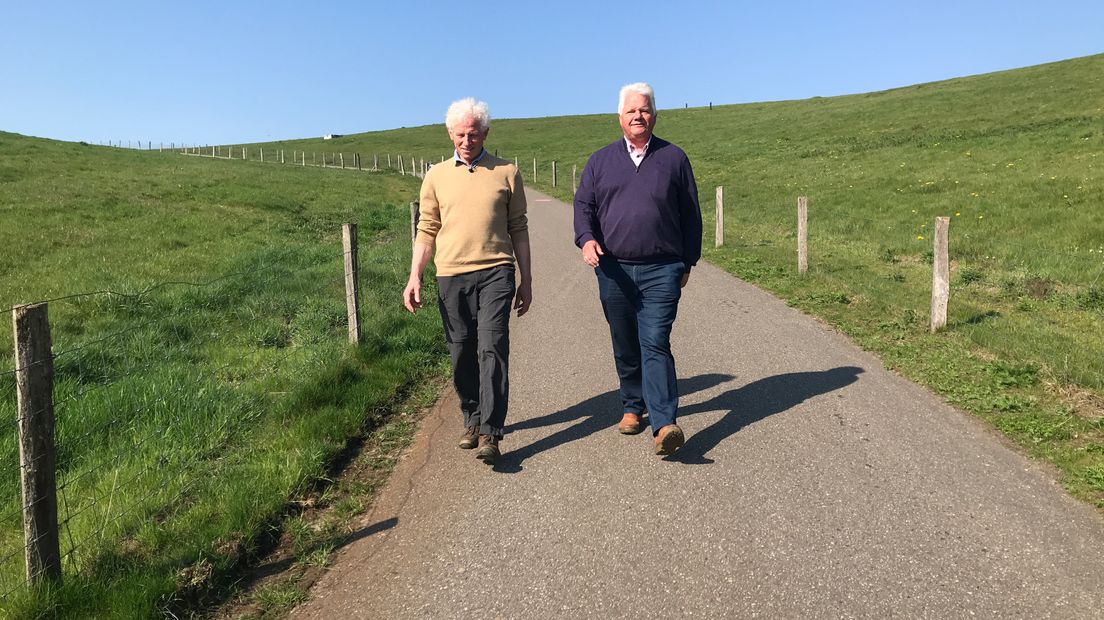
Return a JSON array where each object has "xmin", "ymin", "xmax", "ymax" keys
[
  {"xmin": 245, "ymin": 55, "xmax": 1104, "ymax": 506},
  {"xmin": 0, "ymin": 132, "xmax": 443, "ymax": 616}
]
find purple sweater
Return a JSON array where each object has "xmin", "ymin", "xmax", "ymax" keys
[{"xmin": 573, "ymin": 136, "xmax": 702, "ymax": 269}]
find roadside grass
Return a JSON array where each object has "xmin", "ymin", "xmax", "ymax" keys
[
  {"xmin": 238, "ymin": 55, "xmax": 1104, "ymax": 507},
  {"xmin": 0, "ymin": 132, "xmax": 446, "ymax": 617},
  {"xmin": 212, "ymin": 374, "xmax": 443, "ymax": 619}
]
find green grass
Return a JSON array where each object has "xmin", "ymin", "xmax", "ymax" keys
[
  {"xmin": 236, "ymin": 55, "xmax": 1104, "ymax": 506},
  {"xmin": 0, "ymin": 132, "xmax": 445, "ymax": 617}
]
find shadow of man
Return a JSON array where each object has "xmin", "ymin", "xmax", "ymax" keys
[
  {"xmin": 669, "ymin": 366, "xmax": 865, "ymax": 464},
  {"xmin": 495, "ymin": 373, "xmax": 736, "ymax": 473}
]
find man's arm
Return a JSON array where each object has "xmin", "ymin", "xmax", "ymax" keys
[
  {"xmin": 404, "ymin": 177, "xmax": 439, "ymax": 313},
  {"xmin": 512, "ymin": 237, "xmax": 532, "ymax": 316},
  {"xmin": 403, "ymin": 241, "xmax": 433, "ymax": 313},
  {"xmin": 678, "ymin": 153, "xmax": 703, "ymax": 286},
  {"xmin": 506, "ymin": 167, "xmax": 533, "ymax": 316},
  {"xmin": 573, "ymin": 156, "xmax": 605, "ymax": 266}
]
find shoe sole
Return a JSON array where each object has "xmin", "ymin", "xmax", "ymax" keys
[
  {"xmin": 475, "ymin": 448, "xmax": 499, "ymax": 464},
  {"xmin": 458, "ymin": 440, "xmax": 478, "ymax": 449},
  {"xmin": 655, "ymin": 426, "xmax": 685, "ymax": 455}
]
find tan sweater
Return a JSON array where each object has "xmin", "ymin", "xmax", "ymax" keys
[{"xmin": 415, "ymin": 154, "xmax": 529, "ymax": 277}]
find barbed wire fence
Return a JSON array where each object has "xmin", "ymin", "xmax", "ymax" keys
[{"xmin": 0, "ymin": 223, "xmax": 396, "ymax": 602}]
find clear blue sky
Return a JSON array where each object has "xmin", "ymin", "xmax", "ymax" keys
[{"xmin": 3, "ymin": 0, "xmax": 1101, "ymax": 146}]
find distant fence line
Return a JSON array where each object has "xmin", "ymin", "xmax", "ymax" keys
[
  {"xmin": 169, "ymin": 147, "xmax": 587, "ymax": 200},
  {"xmin": 175, "ymin": 144, "xmax": 438, "ymax": 179},
  {"xmin": 3, "ymin": 224, "xmax": 374, "ymax": 599},
  {"xmin": 140, "ymin": 146, "xmax": 960, "ymax": 330},
  {"xmin": 171, "ymin": 143, "xmax": 959, "ymax": 329}
]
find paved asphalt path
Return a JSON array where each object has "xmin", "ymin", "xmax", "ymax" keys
[{"xmin": 293, "ymin": 188, "xmax": 1104, "ymax": 619}]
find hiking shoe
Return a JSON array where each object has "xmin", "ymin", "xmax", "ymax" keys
[
  {"xmin": 618, "ymin": 413, "xmax": 644, "ymax": 435},
  {"xmin": 458, "ymin": 426, "xmax": 479, "ymax": 449},
  {"xmin": 654, "ymin": 424, "xmax": 685, "ymax": 456},
  {"xmin": 475, "ymin": 435, "xmax": 500, "ymax": 464}
]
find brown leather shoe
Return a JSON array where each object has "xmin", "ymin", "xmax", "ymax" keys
[
  {"xmin": 458, "ymin": 426, "xmax": 479, "ymax": 449},
  {"xmin": 475, "ymin": 435, "xmax": 500, "ymax": 464},
  {"xmin": 618, "ymin": 413, "xmax": 644, "ymax": 435},
  {"xmin": 654, "ymin": 424, "xmax": 685, "ymax": 455}
]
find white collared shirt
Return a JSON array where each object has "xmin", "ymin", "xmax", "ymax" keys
[
  {"xmin": 453, "ymin": 148, "xmax": 487, "ymax": 171},
  {"xmin": 624, "ymin": 137, "xmax": 650, "ymax": 168}
]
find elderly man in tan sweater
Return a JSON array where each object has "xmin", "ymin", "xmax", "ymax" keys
[{"xmin": 402, "ymin": 97, "xmax": 532, "ymax": 465}]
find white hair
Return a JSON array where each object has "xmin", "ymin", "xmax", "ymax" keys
[
  {"xmin": 445, "ymin": 97, "xmax": 491, "ymax": 132},
  {"xmin": 618, "ymin": 82, "xmax": 656, "ymax": 115}
]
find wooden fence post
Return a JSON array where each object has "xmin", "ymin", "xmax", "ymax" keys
[
  {"xmin": 260, "ymin": 147, "xmax": 264, "ymax": 163},
  {"xmin": 342, "ymin": 224, "xmax": 361, "ymax": 344},
  {"xmin": 797, "ymin": 196, "xmax": 808, "ymax": 274},
  {"xmin": 572, "ymin": 165, "xmax": 577, "ymax": 194},
  {"xmin": 551, "ymin": 161, "xmax": 557, "ymax": 187},
  {"xmin": 532, "ymin": 158, "xmax": 537, "ymax": 183},
  {"xmin": 715, "ymin": 186, "xmax": 724, "ymax": 248},
  {"xmin": 340, "ymin": 153, "xmax": 345, "ymax": 169},
  {"xmin": 387, "ymin": 153, "xmax": 391, "ymax": 169},
  {"xmin": 410, "ymin": 156, "xmax": 416, "ymax": 177},
  {"xmin": 931, "ymin": 217, "xmax": 950, "ymax": 332},
  {"xmin": 410, "ymin": 201, "xmax": 420, "ymax": 243},
  {"xmin": 12, "ymin": 304, "xmax": 61, "ymax": 586},
  {"xmin": 374, "ymin": 154, "xmax": 379, "ymax": 171}
]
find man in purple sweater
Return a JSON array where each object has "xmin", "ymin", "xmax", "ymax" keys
[{"xmin": 574, "ymin": 82, "xmax": 702, "ymax": 456}]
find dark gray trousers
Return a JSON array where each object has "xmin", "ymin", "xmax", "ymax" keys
[{"xmin": 437, "ymin": 265, "xmax": 515, "ymax": 437}]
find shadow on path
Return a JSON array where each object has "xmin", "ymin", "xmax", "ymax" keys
[
  {"xmin": 233, "ymin": 517, "xmax": 398, "ymax": 591},
  {"xmin": 668, "ymin": 366, "xmax": 864, "ymax": 464},
  {"xmin": 495, "ymin": 373, "xmax": 735, "ymax": 473}
]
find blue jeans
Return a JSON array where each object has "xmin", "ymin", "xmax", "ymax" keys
[{"xmin": 594, "ymin": 258, "xmax": 686, "ymax": 435}]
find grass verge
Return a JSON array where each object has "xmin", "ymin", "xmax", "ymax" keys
[{"xmin": 0, "ymin": 132, "xmax": 448, "ymax": 617}]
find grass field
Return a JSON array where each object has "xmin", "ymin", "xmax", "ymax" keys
[
  {"xmin": 0, "ymin": 132, "xmax": 445, "ymax": 617},
  {"xmin": 247, "ymin": 55, "xmax": 1104, "ymax": 506}
]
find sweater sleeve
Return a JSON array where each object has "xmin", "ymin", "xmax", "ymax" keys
[
  {"xmin": 573, "ymin": 154, "xmax": 598, "ymax": 248},
  {"xmin": 414, "ymin": 172, "xmax": 440, "ymax": 248},
  {"xmin": 679, "ymin": 154, "xmax": 703, "ymax": 267},
  {"xmin": 507, "ymin": 166, "xmax": 529, "ymax": 245}
]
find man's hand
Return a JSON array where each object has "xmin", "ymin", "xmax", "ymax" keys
[
  {"xmin": 680, "ymin": 271, "xmax": 690, "ymax": 288},
  {"xmin": 402, "ymin": 277, "xmax": 423, "ymax": 314},
  {"xmin": 582, "ymin": 239, "xmax": 604, "ymax": 267},
  {"xmin": 514, "ymin": 280, "xmax": 532, "ymax": 317}
]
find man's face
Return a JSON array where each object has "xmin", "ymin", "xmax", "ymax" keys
[
  {"xmin": 619, "ymin": 93, "xmax": 656, "ymax": 143},
  {"xmin": 449, "ymin": 116, "xmax": 488, "ymax": 163}
]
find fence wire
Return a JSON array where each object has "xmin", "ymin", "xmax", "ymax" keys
[{"xmin": 0, "ymin": 244, "xmax": 379, "ymax": 601}]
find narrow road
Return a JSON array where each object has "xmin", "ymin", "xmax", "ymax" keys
[{"xmin": 292, "ymin": 188, "xmax": 1104, "ymax": 618}]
